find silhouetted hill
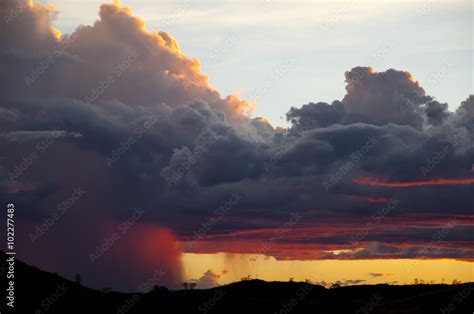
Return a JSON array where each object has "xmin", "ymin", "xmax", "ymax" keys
[{"xmin": 1, "ymin": 250, "xmax": 472, "ymax": 314}]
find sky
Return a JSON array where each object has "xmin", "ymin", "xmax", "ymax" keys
[
  {"xmin": 0, "ymin": 0, "xmax": 473, "ymax": 291},
  {"xmin": 182, "ymin": 253, "xmax": 474, "ymax": 286}
]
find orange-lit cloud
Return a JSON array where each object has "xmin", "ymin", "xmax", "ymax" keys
[{"xmin": 1, "ymin": 0, "xmax": 253, "ymax": 125}]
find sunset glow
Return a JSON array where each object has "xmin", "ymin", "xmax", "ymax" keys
[{"xmin": 182, "ymin": 253, "xmax": 474, "ymax": 286}]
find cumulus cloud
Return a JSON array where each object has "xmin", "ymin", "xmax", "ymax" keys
[
  {"xmin": 0, "ymin": 0, "xmax": 473, "ymax": 291},
  {"xmin": 456, "ymin": 95, "xmax": 474, "ymax": 122},
  {"xmin": 423, "ymin": 101, "xmax": 450, "ymax": 126},
  {"xmin": 0, "ymin": 0, "xmax": 252, "ymax": 123},
  {"xmin": 342, "ymin": 66, "xmax": 431, "ymax": 127},
  {"xmin": 195, "ymin": 269, "xmax": 225, "ymax": 289},
  {"xmin": 286, "ymin": 101, "xmax": 345, "ymax": 130}
]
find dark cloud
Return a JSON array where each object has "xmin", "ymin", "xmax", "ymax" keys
[
  {"xmin": 342, "ymin": 66, "xmax": 431, "ymax": 128},
  {"xmin": 456, "ymin": 95, "xmax": 474, "ymax": 123},
  {"xmin": 0, "ymin": 130, "xmax": 82, "ymax": 143},
  {"xmin": 0, "ymin": 0, "xmax": 473, "ymax": 291},
  {"xmin": 368, "ymin": 273, "xmax": 384, "ymax": 278},
  {"xmin": 424, "ymin": 101, "xmax": 450, "ymax": 126},
  {"xmin": 322, "ymin": 242, "xmax": 474, "ymax": 261},
  {"xmin": 286, "ymin": 101, "xmax": 345, "ymax": 130}
]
